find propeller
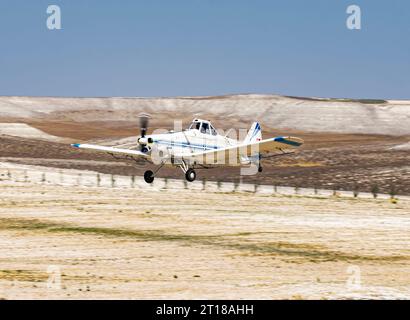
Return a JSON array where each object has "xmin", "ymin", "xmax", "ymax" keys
[
  {"xmin": 138, "ymin": 113, "xmax": 152, "ymax": 152},
  {"xmin": 138, "ymin": 112, "xmax": 151, "ymax": 138}
]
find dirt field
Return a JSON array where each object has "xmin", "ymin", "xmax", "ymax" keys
[{"xmin": 0, "ymin": 181, "xmax": 409, "ymax": 299}]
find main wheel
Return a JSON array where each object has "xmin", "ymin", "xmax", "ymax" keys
[
  {"xmin": 185, "ymin": 169, "xmax": 196, "ymax": 182},
  {"xmin": 144, "ymin": 170, "xmax": 154, "ymax": 183},
  {"xmin": 258, "ymin": 166, "xmax": 263, "ymax": 173}
]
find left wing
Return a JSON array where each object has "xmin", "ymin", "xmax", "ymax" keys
[
  {"xmin": 181, "ymin": 136, "xmax": 303, "ymax": 165},
  {"xmin": 71, "ymin": 143, "xmax": 150, "ymax": 158}
]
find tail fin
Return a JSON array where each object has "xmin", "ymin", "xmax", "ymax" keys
[{"xmin": 244, "ymin": 122, "xmax": 262, "ymax": 144}]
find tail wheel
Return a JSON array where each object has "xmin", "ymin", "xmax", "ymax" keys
[
  {"xmin": 258, "ymin": 154, "xmax": 262, "ymax": 172},
  {"xmin": 144, "ymin": 170, "xmax": 154, "ymax": 183},
  {"xmin": 185, "ymin": 169, "xmax": 196, "ymax": 182}
]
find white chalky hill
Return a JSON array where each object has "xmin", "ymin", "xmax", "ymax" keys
[{"xmin": 0, "ymin": 94, "xmax": 409, "ymax": 135}]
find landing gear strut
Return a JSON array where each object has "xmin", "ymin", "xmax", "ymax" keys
[{"xmin": 178, "ymin": 160, "xmax": 197, "ymax": 182}]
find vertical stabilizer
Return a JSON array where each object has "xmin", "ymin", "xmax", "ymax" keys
[{"xmin": 244, "ymin": 122, "xmax": 262, "ymax": 144}]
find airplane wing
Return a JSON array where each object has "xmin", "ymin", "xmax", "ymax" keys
[
  {"xmin": 182, "ymin": 136, "xmax": 303, "ymax": 165},
  {"xmin": 71, "ymin": 143, "xmax": 150, "ymax": 158}
]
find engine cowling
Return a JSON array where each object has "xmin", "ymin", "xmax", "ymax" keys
[{"xmin": 138, "ymin": 137, "xmax": 153, "ymax": 145}]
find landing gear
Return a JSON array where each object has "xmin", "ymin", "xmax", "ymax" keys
[
  {"xmin": 178, "ymin": 160, "xmax": 197, "ymax": 182},
  {"xmin": 257, "ymin": 154, "xmax": 263, "ymax": 173},
  {"xmin": 143, "ymin": 162, "xmax": 166, "ymax": 183},
  {"xmin": 185, "ymin": 168, "xmax": 197, "ymax": 182},
  {"xmin": 144, "ymin": 170, "xmax": 154, "ymax": 183},
  {"xmin": 144, "ymin": 160, "xmax": 198, "ymax": 184}
]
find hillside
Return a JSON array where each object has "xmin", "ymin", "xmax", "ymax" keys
[
  {"xmin": 0, "ymin": 94, "xmax": 409, "ymax": 136},
  {"xmin": 0, "ymin": 94, "xmax": 409, "ymax": 195}
]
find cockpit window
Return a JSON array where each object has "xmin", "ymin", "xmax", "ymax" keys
[
  {"xmin": 201, "ymin": 122, "xmax": 210, "ymax": 134},
  {"xmin": 189, "ymin": 122, "xmax": 201, "ymax": 130},
  {"xmin": 210, "ymin": 125, "xmax": 217, "ymax": 136},
  {"xmin": 189, "ymin": 121, "xmax": 217, "ymax": 135}
]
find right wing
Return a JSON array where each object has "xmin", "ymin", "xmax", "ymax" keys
[{"xmin": 181, "ymin": 136, "xmax": 304, "ymax": 165}]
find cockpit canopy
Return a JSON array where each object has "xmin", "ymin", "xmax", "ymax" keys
[{"xmin": 188, "ymin": 119, "xmax": 218, "ymax": 136}]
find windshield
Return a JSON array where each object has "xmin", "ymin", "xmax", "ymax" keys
[
  {"xmin": 189, "ymin": 121, "xmax": 217, "ymax": 135},
  {"xmin": 189, "ymin": 122, "xmax": 201, "ymax": 130}
]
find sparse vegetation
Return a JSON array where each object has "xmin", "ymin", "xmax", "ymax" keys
[
  {"xmin": 333, "ymin": 185, "xmax": 340, "ymax": 197},
  {"xmin": 0, "ymin": 269, "xmax": 48, "ymax": 282},
  {"xmin": 294, "ymin": 185, "xmax": 299, "ymax": 194},
  {"xmin": 285, "ymin": 95, "xmax": 387, "ymax": 104},
  {"xmin": 371, "ymin": 184, "xmax": 380, "ymax": 199},
  {"xmin": 338, "ymin": 98, "xmax": 387, "ymax": 104},
  {"xmin": 389, "ymin": 184, "xmax": 397, "ymax": 199},
  {"xmin": 353, "ymin": 183, "xmax": 360, "ymax": 198}
]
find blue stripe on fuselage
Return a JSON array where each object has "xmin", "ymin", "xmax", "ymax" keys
[
  {"xmin": 153, "ymin": 139, "xmax": 219, "ymax": 150},
  {"xmin": 152, "ymin": 135, "xmax": 300, "ymax": 151}
]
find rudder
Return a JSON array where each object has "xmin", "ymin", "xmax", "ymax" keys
[{"xmin": 244, "ymin": 122, "xmax": 262, "ymax": 143}]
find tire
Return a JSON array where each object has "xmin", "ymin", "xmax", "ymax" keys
[
  {"xmin": 258, "ymin": 166, "xmax": 263, "ymax": 173},
  {"xmin": 185, "ymin": 169, "xmax": 196, "ymax": 182},
  {"xmin": 144, "ymin": 170, "xmax": 154, "ymax": 183}
]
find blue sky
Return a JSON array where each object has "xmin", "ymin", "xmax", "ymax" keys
[{"xmin": 0, "ymin": 0, "xmax": 409, "ymax": 98}]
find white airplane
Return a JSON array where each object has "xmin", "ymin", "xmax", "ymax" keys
[{"xmin": 71, "ymin": 115, "xmax": 304, "ymax": 183}]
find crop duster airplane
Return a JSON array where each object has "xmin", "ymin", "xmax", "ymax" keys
[{"xmin": 71, "ymin": 114, "xmax": 304, "ymax": 183}]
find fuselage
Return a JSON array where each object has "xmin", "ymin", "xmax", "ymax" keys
[
  {"xmin": 150, "ymin": 129, "xmax": 236, "ymax": 155},
  {"xmin": 146, "ymin": 129, "xmax": 243, "ymax": 166},
  {"xmin": 139, "ymin": 118, "xmax": 260, "ymax": 167}
]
